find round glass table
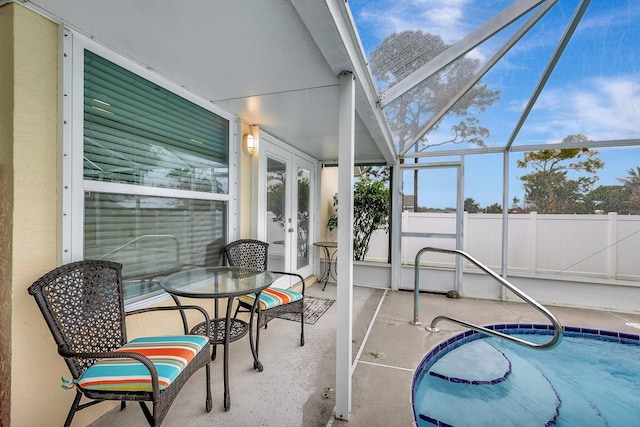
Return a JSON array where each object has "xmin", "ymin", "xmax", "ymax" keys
[{"xmin": 160, "ymin": 266, "xmax": 275, "ymax": 411}]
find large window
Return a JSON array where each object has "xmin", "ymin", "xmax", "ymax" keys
[{"xmin": 68, "ymin": 39, "xmax": 232, "ymax": 303}]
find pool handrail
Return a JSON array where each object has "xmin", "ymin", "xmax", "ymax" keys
[{"xmin": 412, "ymin": 247, "xmax": 563, "ymax": 350}]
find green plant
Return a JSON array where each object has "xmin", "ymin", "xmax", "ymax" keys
[{"xmin": 327, "ymin": 175, "xmax": 389, "ymax": 261}]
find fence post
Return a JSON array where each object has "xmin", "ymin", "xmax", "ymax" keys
[
  {"xmin": 402, "ymin": 210, "xmax": 408, "ymax": 264},
  {"xmin": 607, "ymin": 212, "xmax": 618, "ymax": 279},
  {"xmin": 529, "ymin": 212, "xmax": 537, "ymax": 274},
  {"xmin": 463, "ymin": 211, "xmax": 469, "ymax": 270}
]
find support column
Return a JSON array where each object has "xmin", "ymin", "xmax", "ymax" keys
[
  {"xmin": 501, "ymin": 150, "xmax": 510, "ymax": 300},
  {"xmin": 335, "ymin": 71, "xmax": 355, "ymax": 421},
  {"xmin": 390, "ymin": 160, "xmax": 402, "ymax": 291}
]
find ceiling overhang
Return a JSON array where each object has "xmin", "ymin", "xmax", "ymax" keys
[{"xmin": 20, "ymin": 0, "xmax": 396, "ymax": 164}]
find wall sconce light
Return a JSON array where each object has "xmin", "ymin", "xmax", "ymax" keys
[{"xmin": 244, "ymin": 131, "xmax": 258, "ymax": 155}]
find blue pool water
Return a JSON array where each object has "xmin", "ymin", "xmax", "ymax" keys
[{"xmin": 412, "ymin": 324, "xmax": 640, "ymax": 426}]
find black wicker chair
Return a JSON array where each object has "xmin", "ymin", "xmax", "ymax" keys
[
  {"xmin": 27, "ymin": 260, "xmax": 212, "ymax": 427},
  {"xmin": 224, "ymin": 239, "xmax": 305, "ymax": 363}
]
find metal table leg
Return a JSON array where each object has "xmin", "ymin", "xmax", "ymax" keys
[{"xmin": 319, "ymin": 245, "xmax": 337, "ymax": 290}]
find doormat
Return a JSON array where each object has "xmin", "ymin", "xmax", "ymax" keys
[{"xmin": 275, "ymin": 296, "xmax": 335, "ymax": 325}]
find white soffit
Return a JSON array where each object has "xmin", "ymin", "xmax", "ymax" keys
[{"xmin": 25, "ymin": 0, "xmax": 392, "ymax": 163}]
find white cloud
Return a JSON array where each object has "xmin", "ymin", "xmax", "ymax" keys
[
  {"xmin": 523, "ymin": 75, "xmax": 640, "ymax": 142},
  {"xmin": 354, "ymin": 0, "xmax": 472, "ymax": 45},
  {"xmin": 354, "ymin": 1, "xmax": 526, "ymax": 66}
]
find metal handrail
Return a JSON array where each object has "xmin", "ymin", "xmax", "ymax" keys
[{"xmin": 412, "ymin": 247, "xmax": 563, "ymax": 350}]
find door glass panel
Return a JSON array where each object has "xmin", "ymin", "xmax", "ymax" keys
[
  {"xmin": 266, "ymin": 157, "xmax": 286, "ymax": 271},
  {"xmin": 297, "ymin": 167, "xmax": 311, "ymax": 269}
]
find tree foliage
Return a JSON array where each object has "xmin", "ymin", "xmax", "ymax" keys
[
  {"xmin": 369, "ymin": 30, "xmax": 501, "ymax": 151},
  {"xmin": 581, "ymin": 185, "xmax": 625, "ymax": 214},
  {"xmin": 511, "ymin": 196, "xmax": 522, "ymax": 212},
  {"xmin": 485, "ymin": 203, "xmax": 502, "ymax": 213},
  {"xmin": 327, "ymin": 175, "xmax": 389, "ymax": 261},
  {"xmin": 617, "ymin": 166, "xmax": 640, "ymax": 214},
  {"xmin": 516, "ymin": 134, "xmax": 604, "ymax": 214},
  {"xmin": 464, "ymin": 198, "xmax": 480, "ymax": 213}
]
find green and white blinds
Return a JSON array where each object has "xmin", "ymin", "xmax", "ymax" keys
[{"xmin": 83, "ymin": 50, "xmax": 229, "ymax": 193}]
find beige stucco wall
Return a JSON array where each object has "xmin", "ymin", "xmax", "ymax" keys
[
  {"xmin": 7, "ymin": 4, "xmax": 71, "ymax": 426},
  {"xmin": 2, "ymin": 4, "xmax": 120, "ymax": 426},
  {"xmin": 0, "ymin": 5, "xmax": 15, "ymax": 426},
  {"xmin": 239, "ymin": 122, "xmax": 257, "ymax": 239},
  {"xmin": 320, "ymin": 166, "xmax": 339, "ymax": 242}
]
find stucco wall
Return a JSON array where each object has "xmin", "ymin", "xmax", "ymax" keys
[
  {"xmin": 8, "ymin": 4, "xmax": 67, "ymax": 426},
  {"xmin": 0, "ymin": 5, "xmax": 15, "ymax": 426},
  {"xmin": 320, "ymin": 166, "xmax": 338, "ymax": 242},
  {"xmin": 3, "ymin": 4, "xmax": 119, "ymax": 426},
  {"xmin": 239, "ymin": 122, "xmax": 256, "ymax": 239}
]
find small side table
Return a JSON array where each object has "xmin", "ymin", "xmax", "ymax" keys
[{"xmin": 313, "ymin": 241, "xmax": 337, "ymax": 291}]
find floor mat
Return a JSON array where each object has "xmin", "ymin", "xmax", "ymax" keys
[{"xmin": 275, "ymin": 295, "xmax": 335, "ymax": 325}]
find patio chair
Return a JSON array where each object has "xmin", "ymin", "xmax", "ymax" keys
[
  {"xmin": 224, "ymin": 239, "xmax": 305, "ymax": 365},
  {"xmin": 27, "ymin": 260, "xmax": 212, "ymax": 427}
]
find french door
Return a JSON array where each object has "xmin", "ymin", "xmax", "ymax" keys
[{"xmin": 258, "ymin": 137, "xmax": 315, "ymax": 287}]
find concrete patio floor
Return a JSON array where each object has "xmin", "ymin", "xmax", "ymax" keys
[{"xmin": 89, "ymin": 280, "xmax": 640, "ymax": 427}]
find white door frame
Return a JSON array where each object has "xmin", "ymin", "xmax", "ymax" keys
[
  {"xmin": 395, "ymin": 160, "xmax": 464, "ymax": 291},
  {"xmin": 257, "ymin": 132, "xmax": 316, "ymax": 284}
]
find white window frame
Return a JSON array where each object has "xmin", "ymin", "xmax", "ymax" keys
[{"xmin": 61, "ymin": 29, "xmax": 238, "ymax": 307}]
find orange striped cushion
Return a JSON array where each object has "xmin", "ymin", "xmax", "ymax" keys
[
  {"xmin": 239, "ymin": 287, "xmax": 302, "ymax": 310},
  {"xmin": 78, "ymin": 335, "xmax": 208, "ymax": 391}
]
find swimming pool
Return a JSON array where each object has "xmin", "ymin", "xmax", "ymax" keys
[{"xmin": 412, "ymin": 324, "xmax": 640, "ymax": 426}]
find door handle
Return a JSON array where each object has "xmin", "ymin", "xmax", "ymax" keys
[{"xmin": 288, "ymin": 228, "xmax": 294, "ymax": 233}]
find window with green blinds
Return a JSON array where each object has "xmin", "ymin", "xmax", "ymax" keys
[
  {"xmin": 84, "ymin": 193, "xmax": 227, "ymax": 299},
  {"xmin": 84, "ymin": 50, "xmax": 229, "ymax": 193},
  {"xmin": 82, "ymin": 50, "xmax": 229, "ymax": 302}
]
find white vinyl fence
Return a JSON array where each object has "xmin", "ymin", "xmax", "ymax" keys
[{"xmin": 365, "ymin": 212, "xmax": 640, "ymax": 283}]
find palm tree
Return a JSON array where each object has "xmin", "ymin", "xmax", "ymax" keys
[
  {"xmin": 617, "ymin": 167, "xmax": 640, "ymax": 214},
  {"xmin": 618, "ymin": 167, "xmax": 640, "ymax": 187}
]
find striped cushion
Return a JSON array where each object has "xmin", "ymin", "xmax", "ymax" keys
[
  {"xmin": 239, "ymin": 287, "xmax": 302, "ymax": 310},
  {"xmin": 78, "ymin": 335, "xmax": 209, "ymax": 391}
]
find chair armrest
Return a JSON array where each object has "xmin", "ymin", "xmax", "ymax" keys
[
  {"xmin": 127, "ymin": 304, "xmax": 211, "ymax": 337},
  {"xmin": 270, "ymin": 271, "xmax": 306, "ymax": 295},
  {"xmin": 58, "ymin": 347, "xmax": 163, "ymax": 396}
]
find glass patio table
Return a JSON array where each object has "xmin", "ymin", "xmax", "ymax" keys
[{"xmin": 159, "ymin": 266, "xmax": 275, "ymax": 411}]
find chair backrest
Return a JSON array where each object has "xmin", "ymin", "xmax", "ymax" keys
[
  {"xmin": 204, "ymin": 238, "xmax": 226, "ymax": 266},
  {"xmin": 27, "ymin": 260, "xmax": 127, "ymax": 379},
  {"xmin": 224, "ymin": 239, "xmax": 269, "ymax": 271}
]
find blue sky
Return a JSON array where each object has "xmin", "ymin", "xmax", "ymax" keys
[{"xmin": 348, "ymin": 0, "xmax": 640, "ymax": 208}]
